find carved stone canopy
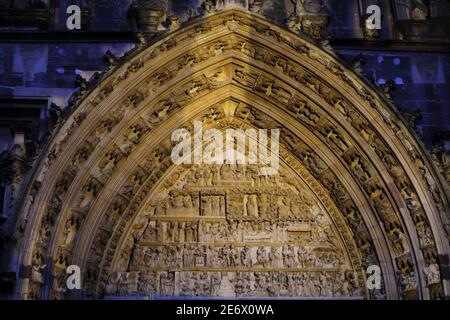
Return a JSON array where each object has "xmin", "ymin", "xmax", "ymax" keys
[{"xmin": 0, "ymin": 6, "xmax": 53, "ymax": 30}]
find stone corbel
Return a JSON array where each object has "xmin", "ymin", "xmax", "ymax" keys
[
  {"xmin": 289, "ymin": 0, "xmax": 331, "ymax": 40},
  {"xmin": 0, "ymin": 2, "xmax": 53, "ymax": 30},
  {"xmin": 0, "ymin": 129, "xmax": 27, "ymax": 228}
]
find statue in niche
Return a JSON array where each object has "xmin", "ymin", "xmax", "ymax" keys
[
  {"xmin": 216, "ymin": 196, "xmax": 226, "ymax": 216},
  {"xmin": 416, "ymin": 222, "xmax": 433, "ymax": 247},
  {"xmin": 105, "ymin": 272, "xmax": 122, "ymax": 296},
  {"xmin": 423, "ymin": 263, "xmax": 441, "ymax": 285},
  {"xmin": 202, "ymin": 166, "xmax": 214, "ymax": 186},
  {"xmin": 157, "ymin": 247, "xmax": 168, "ymax": 267},
  {"xmin": 226, "ymin": 195, "xmax": 244, "ymax": 218},
  {"xmin": 312, "ymin": 214, "xmax": 332, "ymax": 243},
  {"xmin": 184, "ymin": 222, "xmax": 198, "ymax": 242},
  {"xmin": 282, "ymin": 245, "xmax": 296, "ymax": 268},
  {"xmin": 245, "ymin": 194, "xmax": 258, "ymax": 218},
  {"xmin": 390, "ymin": 230, "xmax": 410, "ymax": 256},
  {"xmin": 63, "ymin": 216, "xmax": 79, "ymax": 247},
  {"xmin": 202, "ymin": 245, "xmax": 211, "ymax": 266},
  {"xmin": 211, "ymin": 273, "xmax": 222, "ymax": 296},
  {"xmin": 296, "ymin": 247, "xmax": 306, "ymax": 268},
  {"xmin": 241, "ymin": 246, "xmax": 252, "ymax": 267},
  {"xmin": 160, "ymin": 272, "xmax": 174, "ymax": 296},
  {"xmin": 183, "ymin": 245, "xmax": 194, "ymax": 267},
  {"xmin": 170, "ymin": 222, "xmax": 180, "ymax": 242},
  {"xmin": 268, "ymin": 246, "xmax": 283, "ymax": 269},
  {"xmin": 225, "ymin": 245, "xmax": 238, "ymax": 267},
  {"xmin": 79, "ymin": 181, "xmax": 98, "ymax": 211},
  {"xmin": 411, "ymin": 0, "xmax": 428, "ymax": 19},
  {"xmin": 258, "ymin": 194, "xmax": 271, "ymax": 218}
]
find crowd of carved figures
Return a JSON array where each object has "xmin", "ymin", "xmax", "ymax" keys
[
  {"xmin": 17, "ymin": 11, "xmax": 447, "ymax": 300},
  {"xmin": 130, "ymin": 243, "xmax": 340, "ymax": 270},
  {"xmin": 104, "ymin": 270, "xmax": 362, "ymax": 298},
  {"xmin": 96, "ymin": 159, "xmax": 360, "ymax": 299},
  {"xmin": 103, "ymin": 156, "xmax": 357, "ymax": 300}
]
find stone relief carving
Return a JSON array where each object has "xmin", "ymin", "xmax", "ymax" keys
[
  {"xmin": 19, "ymin": 11, "xmax": 447, "ymax": 300},
  {"xmin": 104, "ymin": 270, "xmax": 362, "ymax": 298}
]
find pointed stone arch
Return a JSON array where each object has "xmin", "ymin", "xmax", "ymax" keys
[{"xmin": 13, "ymin": 9, "xmax": 449, "ymax": 300}]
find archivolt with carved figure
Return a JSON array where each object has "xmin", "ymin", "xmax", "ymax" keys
[{"xmin": 10, "ymin": 9, "xmax": 449, "ymax": 300}]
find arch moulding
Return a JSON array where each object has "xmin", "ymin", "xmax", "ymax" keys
[{"xmin": 13, "ymin": 9, "xmax": 450, "ymax": 300}]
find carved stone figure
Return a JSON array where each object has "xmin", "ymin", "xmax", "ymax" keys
[
  {"xmin": 423, "ymin": 263, "xmax": 441, "ymax": 285},
  {"xmin": 240, "ymin": 246, "xmax": 252, "ymax": 267},
  {"xmin": 160, "ymin": 272, "xmax": 174, "ymax": 296}
]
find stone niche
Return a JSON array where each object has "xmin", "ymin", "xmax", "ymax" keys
[
  {"xmin": 0, "ymin": 1, "xmax": 54, "ymax": 30},
  {"xmin": 394, "ymin": 0, "xmax": 450, "ymax": 41}
]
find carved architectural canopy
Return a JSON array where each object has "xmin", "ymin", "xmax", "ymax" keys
[{"xmin": 11, "ymin": 8, "xmax": 450, "ymax": 300}]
